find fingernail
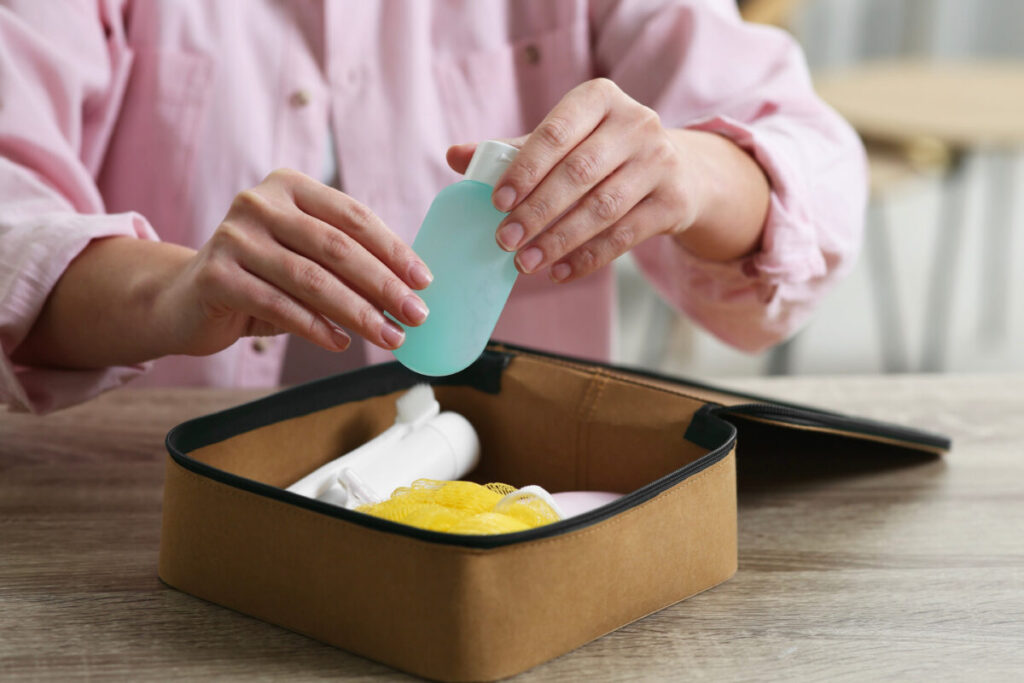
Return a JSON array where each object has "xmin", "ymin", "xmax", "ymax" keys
[
  {"xmin": 409, "ymin": 262, "xmax": 433, "ymax": 288},
  {"xmin": 497, "ymin": 222, "xmax": 524, "ymax": 251},
  {"xmin": 493, "ymin": 185, "xmax": 517, "ymax": 212},
  {"xmin": 381, "ymin": 320, "xmax": 405, "ymax": 349},
  {"xmin": 401, "ymin": 295, "xmax": 429, "ymax": 325},
  {"xmin": 517, "ymin": 247, "xmax": 543, "ymax": 273},
  {"xmin": 330, "ymin": 326, "xmax": 351, "ymax": 351},
  {"xmin": 551, "ymin": 263, "xmax": 572, "ymax": 282}
]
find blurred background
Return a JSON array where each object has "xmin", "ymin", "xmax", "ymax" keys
[{"xmin": 615, "ymin": 0, "xmax": 1024, "ymax": 377}]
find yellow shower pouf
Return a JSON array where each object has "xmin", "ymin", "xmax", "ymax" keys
[{"xmin": 356, "ymin": 479, "xmax": 561, "ymax": 534}]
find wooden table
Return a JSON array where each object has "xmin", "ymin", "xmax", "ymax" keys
[
  {"xmin": 2, "ymin": 376, "xmax": 1022, "ymax": 681},
  {"xmin": 814, "ymin": 60, "xmax": 1024, "ymax": 150},
  {"xmin": 812, "ymin": 60, "xmax": 1024, "ymax": 374}
]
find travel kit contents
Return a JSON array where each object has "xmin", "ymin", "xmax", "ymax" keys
[
  {"xmin": 284, "ymin": 383, "xmax": 478, "ymax": 509},
  {"xmin": 355, "ymin": 479, "xmax": 562, "ymax": 534},
  {"xmin": 286, "ymin": 383, "xmax": 622, "ymax": 532}
]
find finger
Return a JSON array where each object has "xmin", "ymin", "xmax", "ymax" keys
[
  {"xmin": 240, "ymin": 237, "xmax": 407, "ymax": 350},
  {"xmin": 269, "ymin": 208, "xmax": 429, "ymax": 328},
  {"xmin": 446, "ymin": 143, "xmax": 477, "ymax": 175},
  {"xmin": 289, "ymin": 174, "xmax": 434, "ymax": 290},
  {"xmin": 496, "ymin": 123, "xmax": 635, "ymax": 254},
  {"xmin": 513, "ymin": 161, "xmax": 652, "ymax": 274},
  {"xmin": 221, "ymin": 268, "xmax": 352, "ymax": 352},
  {"xmin": 549, "ymin": 196, "xmax": 671, "ymax": 283},
  {"xmin": 491, "ymin": 79, "xmax": 618, "ymax": 213}
]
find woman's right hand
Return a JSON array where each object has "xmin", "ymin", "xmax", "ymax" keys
[{"xmin": 160, "ymin": 168, "xmax": 432, "ymax": 357}]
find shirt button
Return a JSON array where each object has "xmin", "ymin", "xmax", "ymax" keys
[
  {"xmin": 289, "ymin": 89, "xmax": 312, "ymax": 107},
  {"xmin": 524, "ymin": 44, "xmax": 541, "ymax": 65},
  {"xmin": 251, "ymin": 338, "xmax": 270, "ymax": 353},
  {"xmin": 345, "ymin": 68, "xmax": 361, "ymax": 87}
]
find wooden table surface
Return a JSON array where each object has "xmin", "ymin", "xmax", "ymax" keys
[
  {"xmin": 815, "ymin": 60, "xmax": 1024, "ymax": 149},
  {"xmin": 2, "ymin": 375, "xmax": 1022, "ymax": 681}
]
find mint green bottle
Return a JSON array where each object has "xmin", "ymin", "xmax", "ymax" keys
[{"xmin": 393, "ymin": 141, "xmax": 519, "ymax": 376}]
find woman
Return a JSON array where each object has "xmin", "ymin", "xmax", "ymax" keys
[{"xmin": 0, "ymin": 0, "xmax": 865, "ymax": 413}]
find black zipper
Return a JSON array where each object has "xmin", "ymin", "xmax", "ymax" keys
[
  {"xmin": 167, "ymin": 420, "xmax": 734, "ymax": 551},
  {"xmin": 717, "ymin": 403, "xmax": 951, "ymax": 451},
  {"xmin": 165, "ymin": 347, "xmax": 739, "ymax": 551}
]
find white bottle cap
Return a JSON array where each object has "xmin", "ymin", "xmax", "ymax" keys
[{"xmin": 464, "ymin": 140, "xmax": 519, "ymax": 188}]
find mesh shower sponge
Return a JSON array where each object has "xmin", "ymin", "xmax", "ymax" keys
[{"xmin": 356, "ymin": 479, "xmax": 561, "ymax": 534}]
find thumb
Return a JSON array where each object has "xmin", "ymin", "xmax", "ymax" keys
[{"xmin": 445, "ymin": 142, "xmax": 477, "ymax": 175}]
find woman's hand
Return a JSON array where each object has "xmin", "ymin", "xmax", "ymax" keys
[
  {"xmin": 446, "ymin": 78, "xmax": 769, "ymax": 282},
  {"xmin": 160, "ymin": 168, "xmax": 432, "ymax": 356},
  {"xmin": 12, "ymin": 169, "xmax": 432, "ymax": 371}
]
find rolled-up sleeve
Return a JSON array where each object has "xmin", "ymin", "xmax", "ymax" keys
[
  {"xmin": 590, "ymin": 0, "xmax": 867, "ymax": 352},
  {"xmin": 0, "ymin": 1, "xmax": 159, "ymax": 413}
]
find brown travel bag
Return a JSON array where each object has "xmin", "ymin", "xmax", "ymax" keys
[{"xmin": 160, "ymin": 342, "xmax": 949, "ymax": 681}]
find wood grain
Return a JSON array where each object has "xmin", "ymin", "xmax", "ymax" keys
[
  {"xmin": 815, "ymin": 60, "xmax": 1024, "ymax": 149},
  {"xmin": 2, "ymin": 375, "xmax": 1023, "ymax": 681}
]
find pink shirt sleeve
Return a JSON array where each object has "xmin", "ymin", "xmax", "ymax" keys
[
  {"xmin": 0, "ymin": 1, "xmax": 159, "ymax": 413},
  {"xmin": 591, "ymin": 0, "xmax": 868, "ymax": 352}
]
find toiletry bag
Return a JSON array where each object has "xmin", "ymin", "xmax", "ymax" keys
[{"xmin": 159, "ymin": 342, "xmax": 950, "ymax": 682}]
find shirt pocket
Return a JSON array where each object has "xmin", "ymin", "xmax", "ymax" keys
[
  {"xmin": 432, "ymin": 21, "xmax": 593, "ymax": 144},
  {"xmin": 98, "ymin": 48, "xmax": 213, "ymax": 229}
]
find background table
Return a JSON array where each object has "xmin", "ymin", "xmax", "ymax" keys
[
  {"xmin": 814, "ymin": 61, "xmax": 1024, "ymax": 150},
  {"xmin": 816, "ymin": 60, "xmax": 1024, "ymax": 373},
  {"xmin": 2, "ymin": 375, "xmax": 1022, "ymax": 681}
]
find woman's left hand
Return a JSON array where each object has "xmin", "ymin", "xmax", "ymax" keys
[{"xmin": 446, "ymin": 78, "xmax": 712, "ymax": 283}]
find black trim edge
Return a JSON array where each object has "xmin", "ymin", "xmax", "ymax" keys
[
  {"xmin": 685, "ymin": 404, "xmax": 737, "ymax": 451},
  {"xmin": 166, "ymin": 430, "xmax": 734, "ymax": 551},
  {"xmin": 168, "ymin": 350, "xmax": 510, "ymax": 453},
  {"xmin": 164, "ymin": 348, "xmax": 736, "ymax": 550},
  {"xmin": 717, "ymin": 403, "xmax": 951, "ymax": 452}
]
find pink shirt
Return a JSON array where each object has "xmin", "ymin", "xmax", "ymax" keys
[{"xmin": 0, "ymin": 0, "xmax": 866, "ymax": 413}]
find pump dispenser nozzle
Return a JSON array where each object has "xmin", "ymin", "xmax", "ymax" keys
[{"xmin": 464, "ymin": 140, "xmax": 519, "ymax": 186}]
